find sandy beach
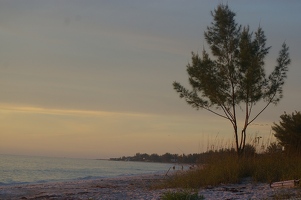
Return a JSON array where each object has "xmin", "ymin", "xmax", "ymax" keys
[
  {"xmin": 1, "ymin": 173, "xmax": 301, "ymax": 200},
  {"xmin": 0, "ymin": 173, "xmax": 169, "ymax": 200}
]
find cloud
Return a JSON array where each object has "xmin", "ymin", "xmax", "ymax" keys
[{"xmin": 0, "ymin": 104, "xmax": 149, "ymax": 118}]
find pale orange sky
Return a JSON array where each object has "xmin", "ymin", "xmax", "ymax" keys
[{"xmin": 0, "ymin": 1, "xmax": 300, "ymax": 159}]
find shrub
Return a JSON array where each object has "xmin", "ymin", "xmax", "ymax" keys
[
  {"xmin": 161, "ymin": 190, "xmax": 204, "ymax": 200},
  {"xmin": 266, "ymin": 142, "xmax": 283, "ymax": 154},
  {"xmin": 272, "ymin": 111, "xmax": 301, "ymax": 154}
]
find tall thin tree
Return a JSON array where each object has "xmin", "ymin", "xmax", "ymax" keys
[{"xmin": 173, "ymin": 4, "xmax": 291, "ymax": 155}]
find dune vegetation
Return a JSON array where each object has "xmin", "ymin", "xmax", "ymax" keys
[{"xmin": 158, "ymin": 146, "xmax": 301, "ymax": 189}]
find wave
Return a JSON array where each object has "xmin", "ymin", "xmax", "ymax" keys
[
  {"xmin": 0, "ymin": 181, "xmax": 30, "ymax": 186},
  {"xmin": 75, "ymin": 175, "xmax": 106, "ymax": 181}
]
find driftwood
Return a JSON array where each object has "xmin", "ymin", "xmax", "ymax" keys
[{"xmin": 270, "ymin": 179, "xmax": 300, "ymax": 188}]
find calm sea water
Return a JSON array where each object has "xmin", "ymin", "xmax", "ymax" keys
[{"xmin": 0, "ymin": 154, "xmax": 173, "ymax": 186}]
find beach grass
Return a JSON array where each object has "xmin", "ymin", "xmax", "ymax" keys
[{"xmin": 158, "ymin": 151, "xmax": 301, "ymax": 189}]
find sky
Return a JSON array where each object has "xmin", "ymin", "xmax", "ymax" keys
[{"xmin": 0, "ymin": 1, "xmax": 300, "ymax": 159}]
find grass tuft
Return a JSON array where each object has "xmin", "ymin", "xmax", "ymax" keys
[{"xmin": 161, "ymin": 190, "xmax": 204, "ymax": 200}]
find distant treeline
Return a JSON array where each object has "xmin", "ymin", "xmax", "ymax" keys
[
  {"xmin": 110, "ymin": 152, "xmax": 200, "ymax": 163},
  {"xmin": 109, "ymin": 149, "xmax": 239, "ymax": 164},
  {"xmin": 109, "ymin": 142, "xmax": 287, "ymax": 164}
]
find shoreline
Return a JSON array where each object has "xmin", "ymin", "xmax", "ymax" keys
[
  {"xmin": 0, "ymin": 170, "xmax": 169, "ymax": 187},
  {"xmin": 0, "ymin": 173, "xmax": 170, "ymax": 200},
  {"xmin": 0, "ymin": 163, "xmax": 185, "ymax": 188},
  {"xmin": 1, "ymin": 173, "xmax": 301, "ymax": 200}
]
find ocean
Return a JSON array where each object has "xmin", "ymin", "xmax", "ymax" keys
[{"xmin": 0, "ymin": 154, "xmax": 174, "ymax": 186}]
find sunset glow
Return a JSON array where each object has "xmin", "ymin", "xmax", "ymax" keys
[{"xmin": 0, "ymin": 1, "xmax": 300, "ymax": 159}]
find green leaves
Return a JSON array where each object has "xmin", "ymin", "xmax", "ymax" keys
[
  {"xmin": 266, "ymin": 43, "xmax": 290, "ymax": 104},
  {"xmin": 205, "ymin": 4, "xmax": 241, "ymax": 65},
  {"xmin": 236, "ymin": 26, "xmax": 270, "ymax": 104},
  {"xmin": 172, "ymin": 81, "xmax": 208, "ymax": 109}
]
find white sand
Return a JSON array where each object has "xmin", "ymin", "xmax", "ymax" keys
[
  {"xmin": 1, "ymin": 173, "xmax": 301, "ymax": 200},
  {"xmin": 199, "ymin": 178, "xmax": 301, "ymax": 200}
]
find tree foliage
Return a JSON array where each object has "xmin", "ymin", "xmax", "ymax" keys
[
  {"xmin": 173, "ymin": 4, "xmax": 291, "ymax": 155},
  {"xmin": 110, "ymin": 152, "xmax": 201, "ymax": 163},
  {"xmin": 265, "ymin": 142, "xmax": 283, "ymax": 154},
  {"xmin": 272, "ymin": 111, "xmax": 301, "ymax": 154}
]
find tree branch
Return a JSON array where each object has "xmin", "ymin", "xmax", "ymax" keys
[
  {"xmin": 248, "ymin": 93, "xmax": 276, "ymax": 125},
  {"xmin": 196, "ymin": 102, "xmax": 232, "ymax": 121}
]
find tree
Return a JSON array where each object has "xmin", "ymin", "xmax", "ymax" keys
[
  {"xmin": 150, "ymin": 153, "xmax": 161, "ymax": 162},
  {"xmin": 173, "ymin": 4, "xmax": 291, "ymax": 155},
  {"xmin": 272, "ymin": 111, "xmax": 301, "ymax": 154}
]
